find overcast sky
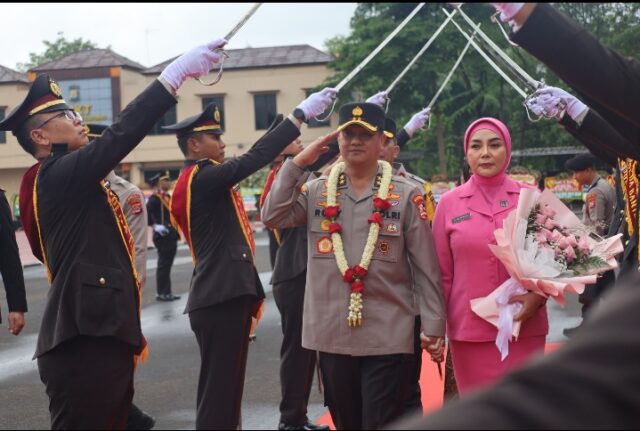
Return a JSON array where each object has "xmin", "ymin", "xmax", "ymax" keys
[{"xmin": 1, "ymin": 3, "xmax": 358, "ymax": 70}]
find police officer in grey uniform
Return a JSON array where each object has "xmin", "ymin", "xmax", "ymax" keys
[
  {"xmin": 564, "ymin": 153, "xmax": 616, "ymax": 335},
  {"xmin": 262, "ymin": 102, "xmax": 446, "ymax": 430}
]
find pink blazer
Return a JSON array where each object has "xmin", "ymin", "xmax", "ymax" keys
[{"xmin": 432, "ymin": 177, "xmax": 548, "ymax": 342}]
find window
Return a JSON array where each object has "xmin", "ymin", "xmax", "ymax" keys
[
  {"xmin": 254, "ymin": 93, "xmax": 277, "ymax": 130},
  {"xmin": 0, "ymin": 107, "xmax": 5, "ymax": 144},
  {"xmin": 149, "ymin": 105, "xmax": 177, "ymax": 135},
  {"xmin": 306, "ymin": 89, "xmax": 331, "ymax": 128},
  {"xmin": 201, "ymin": 96, "xmax": 225, "ymax": 130}
]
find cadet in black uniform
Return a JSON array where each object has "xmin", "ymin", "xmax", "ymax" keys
[
  {"xmin": 0, "ymin": 38, "xmax": 226, "ymax": 429},
  {"xmin": 0, "ymin": 189, "xmax": 27, "ymax": 336},
  {"xmin": 168, "ymin": 90, "xmax": 336, "ymax": 430},
  {"xmin": 147, "ymin": 171, "xmax": 181, "ymax": 301}
]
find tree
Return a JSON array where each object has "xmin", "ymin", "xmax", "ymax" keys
[
  {"xmin": 320, "ymin": 3, "xmax": 639, "ymax": 181},
  {"xmin": 17, "ymin": 32, "xmax": 101, "ymax": 71}
]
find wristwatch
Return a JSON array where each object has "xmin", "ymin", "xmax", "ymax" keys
[{"xmin": 292, "ymin": 108, "xmax": 307, "ymax": 124}]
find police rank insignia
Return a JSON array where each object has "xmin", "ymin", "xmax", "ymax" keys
[
  {"xmin": 338, "ymin": 174, "xmax": 346, "ymax": 187},
  {"xmin": 49, "ymin": 79, "xmax": 62, "ymax": 97},
  {"xmin": 378, "ymin": 241, "xmax": 390, "ymax": 255},
  {"xmin": 316, "ymin": 236, "xmax": 333, "ymax": 254},
  {"xmin": 127, "ymin": 194, "xmax": 144, "ymax": 215},
  {"xmin": 412, "ymin": 195, "xmax": 428, "ymax": 221}
]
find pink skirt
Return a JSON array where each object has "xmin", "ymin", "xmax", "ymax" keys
[{"xmin": 450, "ymin": 336, "xmax": 545, "ymax": 396}]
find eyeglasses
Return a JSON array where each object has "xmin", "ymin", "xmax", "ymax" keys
[{"xmin": 34, "ymin": 110, "xmax": 82, "ymax": 129}]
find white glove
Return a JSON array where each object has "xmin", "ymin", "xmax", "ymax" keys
[
  {"xmin": 526, "ymin": 86, "xmax": 588, "ymax": 121},
  {"xmin": 365, "ymin": 91, "xmax": 388, "ymax": 108},
  {"xmin": 403, "ymin": 107, "xmax": 431, "ymax": 137},
  {"xmin": 295, "ymin": 87, "xmax": 338, "ymax": 120},
  {"xmin": 491, "ymin": 3, "xmax": 525, "ymax": 22},
  {"xmin": 159, "ymin": 39, "xmax": 228, "ymax": 91},
  {"xmin": 153, "ymin": 224, "xmax": 170, "ymax": 236}
]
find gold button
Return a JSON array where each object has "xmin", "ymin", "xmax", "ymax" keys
[{"xmin": 99, "ymin": 277, "xmax": 106, "ymax": 285}]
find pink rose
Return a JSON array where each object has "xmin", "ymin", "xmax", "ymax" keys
[
  {"xmin": 566, "ymin": 234, "xmax": 578, "ymax": 247},
  {"xmin": 544, "ymin": 218, "xmax": 558, "ymax": 230},
  {"xmin": 564, "ymin": 245, "xmax": 576, "ymax": 263},
  {"xmin": 540, "ymin": 228, "xmax": 553, "ymax": 240},
  {"xmin": 557, "ymin": 237, "xmax": 570, "ymax": 250},
  {"xmin": 578, "ymin": 238, "xmax": 591, "ymax": 254},
  {"xmin": 550, "ymin": 229, "xmax": 563, "ymax": 242},
  {"xmin": 535, "ymin": 214, "xmax": 548, "ymax": 225},
  {"xmin": 540, "ymin": 206, "xmax": 557, "ymax": 218}
]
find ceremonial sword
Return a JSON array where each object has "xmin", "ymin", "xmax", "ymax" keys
[
  {"xmin": 442, "ymin": 8, "xmax": 553, "ymax": 121},
  {"xmin": 198, "ymin": 3, "xmax": 263, "ymax": 86},
  {"xmin": 384, "ymin": 8, "xmax": 459, "ymax": 111},
  {"xmin": 314, "ymin": 3, "xmax": 427, "ymax": 122}
]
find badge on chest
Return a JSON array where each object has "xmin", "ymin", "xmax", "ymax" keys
[{"xmin": 452, "ymin": 213, "xmax": 471, "ymax": 224}]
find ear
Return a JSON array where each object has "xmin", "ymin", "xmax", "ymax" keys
[
  {"xmin": 187, "ymin": 135, "xmax": 200, "ymax": 155},
  {"xmin": 30, "ymin": 128, "xmax": 49, "ymax": 147},
  {"xmin": 392, "ymin": 144, "xmax": 400, "ymax": 159}
]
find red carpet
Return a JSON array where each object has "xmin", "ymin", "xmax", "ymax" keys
[{"xmin": 316, "ymin": 342, "xmax": 562, "ymax": 429}]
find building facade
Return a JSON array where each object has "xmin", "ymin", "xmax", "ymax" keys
[{"xmin": 0, "ymin": 45, "xmax": 337, "ymax": 202}]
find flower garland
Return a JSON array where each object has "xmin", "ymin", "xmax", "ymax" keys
[{"xmin": 324, "ymin": 160, "xmax": 393, "ymax": 326}]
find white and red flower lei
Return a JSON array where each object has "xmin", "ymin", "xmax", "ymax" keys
[{"xmin": 323, "ymin": 160, "xmax": 393, "ymax": 326}]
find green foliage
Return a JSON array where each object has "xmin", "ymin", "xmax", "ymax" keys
[
  {"xmin": 321, "ymin": 3, "xmax": 639, "ymax": 181},
  {"xmin": 17, "ymin": 32, "xmax": 101, "ymax": 71}
]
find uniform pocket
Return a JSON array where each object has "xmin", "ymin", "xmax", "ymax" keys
[
  {"xmin": 75, "ymin": 262, "xmax": 124, "ymax": 336},
  {"xmin": 228, "ymin": 245, "xmax": 253, "ymax": 263},
  {"xmin": 371, "ymin": 223, "xmax": 401, "ymax": 263}
]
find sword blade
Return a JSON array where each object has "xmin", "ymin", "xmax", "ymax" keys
[
  {"xmin": 443, "ymin": 8, "xmax": 527, "ymax": 99},
  {"xmin": 427, "ymin": 28, "xmax": 476, "ymax": 110},
  {"xmin": 453, "ymin": 5, "xmax": 540, "ymax": 91},
  {"xmin": 336, "ymin": 3, "xmax": 427, "ymax": 92},
  {"xmin": 225, "ymin": 3, "xmax": 263, "ymax": 41},
  {"xmin": 385, "ymin": 9, "xmax": 458, "ymax": 94}
]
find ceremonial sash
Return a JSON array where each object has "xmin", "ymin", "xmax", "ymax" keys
[
  {"xmin": 424, "ymin": 182, "xmax": 437, "ymax": 223},
  {"xmin": 154, "ymin": 191, "xmax": 181, "ymax": 239},
  {"xmin": 100, "ymin": 181, "xmax": 148, "ymax": 363},
  {"xmin": 170, "ymin": 160, "xmax": 263, "ymax": 322},
  {"xmin": 260, "ymin": 163, "xmax": 283, "ymax": 245},
  {"xmin": 19, "ymin": 162, "xmax": 52, "ymax": 282},
  {"xmin": 619, "ymin": 158, "xmax": 640, "ymax": 262},
  {"xmin": 170, "ymin": 164, "xmax": 198, "ymax": 263}
]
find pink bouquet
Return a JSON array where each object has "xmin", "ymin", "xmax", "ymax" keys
[{"xmin": 471, "ymin": 188, "xmax": 623, "ymax": 359}]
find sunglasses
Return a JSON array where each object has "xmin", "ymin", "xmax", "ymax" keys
[{"xmin": 34, "ymin": 110, "xmax": 83, "ymax": 129}]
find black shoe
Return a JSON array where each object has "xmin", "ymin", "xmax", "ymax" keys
[
  {"xmin": 278, "ymin": 421, "xmax": 330, "ymax": 431},
  {"xmin": 563, "ymin": 324, "xmax": 582, "ymax": 338},
  {"xmin": 156, "ymin": 294, "xmax": 172, "ymax": 302},
  {"xmin": 127, "ymin": 404, "xmax": 156, "ymax": 430},
  {"xmin": 168, "ymin": 293, "xmax": 181, "ymax": 301}
]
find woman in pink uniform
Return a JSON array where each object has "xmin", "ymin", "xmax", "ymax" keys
[{"xmin": 432, "ymin": 117, "xmax": 548, "ymax": 395}]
